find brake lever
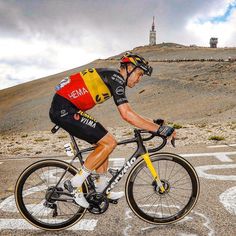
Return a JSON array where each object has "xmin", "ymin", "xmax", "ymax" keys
[{"xmin": 171, "ymin": 137, "xmax": 176, "ymax": 147}]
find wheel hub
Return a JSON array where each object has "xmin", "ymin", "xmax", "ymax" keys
[{"xmin": 152, "ymin": 179, "xmax": 170, "ymax": 194}]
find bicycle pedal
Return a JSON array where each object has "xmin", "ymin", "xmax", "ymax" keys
[
  {"xmin": 56, "ymin": 187, "xmax": 64, "ymax": 192},
  {"xmin": 108, "ymin": 199, "xmax": 118, "ymax": 204}
]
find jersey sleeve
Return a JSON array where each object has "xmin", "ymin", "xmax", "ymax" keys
[{"xmin": 109, "ymin": 72, "xmax": 128, "ymax": 106}]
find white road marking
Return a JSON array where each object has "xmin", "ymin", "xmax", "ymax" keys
[
  {"xmin": 123, "ymin": 208, "xmax": 134, "ymax": 236},
  {"xmin": 182, "ymin": 151, "xmax": 236, "ymax": 162},
  {"xmin": 110, "ymin": 158, "xmax": 126, "ymax": 168},
  {"xmin": 219, "ymin": 186, "xmax": 236, "ymax": 215},
  {"xmin": 195, "ymin": 164, "xmax": 236, "ymax": 181},
  {"xmin": 0, "ymin": 155, "xmax": 65, "ymax": 162},
  {"xmin": 207, "ymin": 144, "xmax": 236, "ymax": 148},
  {"xmin": 2, "ymin": 151, "xmax": 236, "ymax": 164},
  {"xmin": 0, "ymin": 185, "xmax": 47, "ymax": 213},
  {"xmin": 0, "ymin": 167, "xmax": 98, "ymax": 231},
  {"xmin": 0, "ymin": 162, "xmax": 3, "ymax": 165},
  {"xmin": 124, "ymin": 207, "xmax": 215, "ymax": 236},
  {"xmin": 64, "ymin": 157, "xmax": 125, "ymax": 169},
  {"xmin": 194, "ymin": 212, "xmax": 215, "ymax": 236},
  {"xmin": 0, "ymin": 192, "xmax": 97, "ymax": 231},
  {"xmin": 214, "ymin": 153, "xmax": 233, "ymax": 162},
  {"xmin": 0, "ymin": 218, "xmax": 97, "ymax": 231}
]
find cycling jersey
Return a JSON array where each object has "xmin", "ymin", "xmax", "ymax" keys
[{"xmin": 55, "ymin": 68, "xmax": 128, "ymax": 111}]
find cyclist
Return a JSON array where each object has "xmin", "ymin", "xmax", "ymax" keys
[{"xmin": 49, "ymin": 52, "xmax": 176, "ymax": 208}]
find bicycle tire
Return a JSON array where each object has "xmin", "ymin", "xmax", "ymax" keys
[
  {"xmin": 15, "ymin": 159, "xmax": 87, "ymax": 230},
  {"xmin": 125, "ymin": 152, "xmax": 200, "ymax": 224}
]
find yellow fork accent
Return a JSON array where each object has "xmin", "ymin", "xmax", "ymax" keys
[
  {"xmin": 76, "ymin": 187, "xmax": 83, "ymax": 193},
  {"xmin": 141, "ymin": 152, "xmax": 165, "ymax": 193}
]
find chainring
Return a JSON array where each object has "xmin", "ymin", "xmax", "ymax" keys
[{"xmin": 87, "ymin": 192, "xmax": 109, "ymax": 214}]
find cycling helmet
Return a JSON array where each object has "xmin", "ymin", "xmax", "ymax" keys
[{"xmin": 120, "ymin": 52, "xmax": 153, "ymax": 76}]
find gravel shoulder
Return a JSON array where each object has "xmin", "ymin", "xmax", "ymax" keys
[{"xmin": 1, "ymin": 122, "xmax": 236, "ymax": 159}]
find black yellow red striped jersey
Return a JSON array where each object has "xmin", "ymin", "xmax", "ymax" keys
[{"xmin": 55, "ymin": 68, "xmax": 128, "ymax": 111}]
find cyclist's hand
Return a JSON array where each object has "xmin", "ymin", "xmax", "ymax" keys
[
  {"xmin": 153, "ymin": 119, "xmax": 165, "ymax": 126},
  {"xmin": 156, "ymin": 125, "xmax": 175, "ymax": 138},
  {"xmin": 156, "ymin": 126, "xmax": 176, "ymax": 147}
]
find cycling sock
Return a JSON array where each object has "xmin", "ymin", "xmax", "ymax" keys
[
  {"xmin": 96, "ymin": 174, "xmax": 108, "ymax": 192},
  {"xmin": 70, "ymin": 165, "xmax": 91, "ymax": 189},
  {"xmin": 95, "ymin": 174, "xmax": 124, "ymax": 200}
]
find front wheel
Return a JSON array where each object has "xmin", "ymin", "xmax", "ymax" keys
[
  {"xmin": 125, "ymin": 153, "xmax": 200, "ymax": 224},
  {"xmin": 15, "ymin": 159, "xmax": 87, "ymax": 231}
]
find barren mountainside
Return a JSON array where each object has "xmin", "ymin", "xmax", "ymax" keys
[{"xmin": 0, "ymin": 44, "xmax": 235, "ymax": 134}]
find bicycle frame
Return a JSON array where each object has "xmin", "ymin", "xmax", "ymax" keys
[
  {"xmin": 16, "ymin": 126, "xmax": 199, "ymax": 229},
  {"xmin": 67, "ymin": 128, "xmax": 167, "ymax": 194}
]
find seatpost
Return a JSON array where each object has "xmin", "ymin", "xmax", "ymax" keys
[{"xmin": 69, "ymin": 135, "xmax": 84, "ymax": 165}]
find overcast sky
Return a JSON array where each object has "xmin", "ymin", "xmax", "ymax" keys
[{"xmin": 0, "ymin": 0, "xmax": 236, "ymax": 90}]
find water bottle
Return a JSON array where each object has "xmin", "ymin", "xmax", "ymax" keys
[{"xmin": 64, "ymin": 143, "xmax": 74, "ymax": 157}]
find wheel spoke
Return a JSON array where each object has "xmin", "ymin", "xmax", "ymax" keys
[
  {"xmin": 167, "ymin": 162, "xmax": 176, "ymax": 181},
  {"xmin": 135, "ymin": 174, "xmax": 153, "ymax": 185},
  {"xmin": 142, "ymin": 167, "xmax": 153, "ymax": 181},
  {"xmin": 164, "ymin": 160, "xmax": 168, "ymax": 180},
  {"xmin": 167, "ymin": 166, "xmax": 185, "ymax": 182},
  {"xmin": 143, "ymin": 195, "xmax": 160, "ymax": 216},
  {"xmin": 15, "ymin": 160, "xmax": 86, "ymax": 230},
  {"xmin": 165, "ymin": 195, "xmax": 172, "ymax": 216},
  {"xmin": 170, "ymin": 174, "xmax": 189, "ymax": 186},
  {"xmin": 134, "ymin": 191, "xmax": 157, "ymax": 202},
  {"xmin": 167, "ymin": 192, "xmax": 186, "ymax": 206},
  {"xmin": 127, "ymin": 155, "xmax": 199, "ymax": 224}
]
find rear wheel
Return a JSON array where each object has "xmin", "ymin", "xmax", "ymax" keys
[
  {"xmin": 125, "ymin": 153, "xmax": 200, "ymax": 224},
  {"xmin": 15, "ymin": 159, "xmax": 87, "ymax": 230}
]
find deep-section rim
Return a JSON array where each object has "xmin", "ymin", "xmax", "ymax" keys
[
  {"xmin": 125, "ymin": 152, "xmax": 200, "ymax": 224},
  {"xmin": 15, "ymin": 159, "xmax": 87, "ymax": 231}
]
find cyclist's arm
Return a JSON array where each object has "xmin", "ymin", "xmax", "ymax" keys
[{"xmin": 117, "ymin": 103, "xmax": 159, "ymax": 132}]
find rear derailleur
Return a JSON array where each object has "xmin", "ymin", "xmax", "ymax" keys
[{"xmin": 44, "ymin": 186, "xmax": 64, "ymax": 217}]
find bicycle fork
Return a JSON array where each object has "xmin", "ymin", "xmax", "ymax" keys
[{"xmin": 141, "ymin": 152, "xmax": 165, "ymax": 193}]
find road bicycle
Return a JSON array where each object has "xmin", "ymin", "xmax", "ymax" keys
[{"xmin": 15, "ymin": 125, "xmax": 200, "ymax": 231}]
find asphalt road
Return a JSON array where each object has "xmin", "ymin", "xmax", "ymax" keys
[{"xmin": 0, "ymin": 144, "xmax": 236, "ymax": 236}]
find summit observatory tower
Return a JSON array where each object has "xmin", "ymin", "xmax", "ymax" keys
[{"xmin": 149, "ymin": 16, "xmax": 156, "ymax": 45}]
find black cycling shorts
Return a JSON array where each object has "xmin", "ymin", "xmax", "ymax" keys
[{"xmin": 49, "ymin": 94, "xmax": 108, "ymax": 144}]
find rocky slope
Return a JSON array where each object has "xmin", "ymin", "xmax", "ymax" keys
[{"xmin": 0, "ymin": 44, "xmax": 235, "ymax": 134}]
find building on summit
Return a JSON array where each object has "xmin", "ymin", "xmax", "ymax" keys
[
  {"xmin": 210, "ymin": 37, "xmax": 218, "ymax": 48},
  {"xmin": 149, "ymin": 16, "xmax": 156, "ymax": 46}
]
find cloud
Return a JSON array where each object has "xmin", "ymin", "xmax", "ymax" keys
[
  {"xmin": 0, "ymin": 0, "xmax": 236, "ymax": 90},
  {"xmin": 195, "ymin": 0, "xmax": 236, "ymax": 23},
  {"xmin": 186, "ymin": 0, "xmax": 236, "ymax": 46},
  {"xmin": 0, "ymin": 36, "xmax": 103, "ymax": 90}
]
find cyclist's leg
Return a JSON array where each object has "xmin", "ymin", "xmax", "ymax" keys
[
  {"xmin": 95, "ymin": 159, "xmax": 109, "ymax": 173},
  {"xmin": 84, "ymin": 132, "xmax": 117, "ymax": 172},
  {"xmin": 88, "ymin": 134, "xmax": 124, "ymax": 200}
]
